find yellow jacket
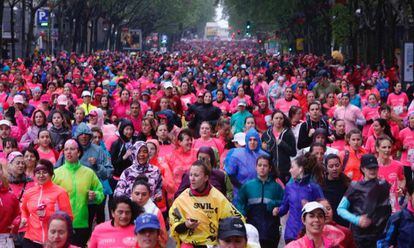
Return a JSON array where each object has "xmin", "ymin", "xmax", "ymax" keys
[{"xmin": 169, "ymin": 186, "xmax": 243, "ymax": 247}]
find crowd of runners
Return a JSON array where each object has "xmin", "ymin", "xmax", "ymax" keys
[{"xmin": 1, "ymin": 39, "xmax": 414, "ymax": 248}]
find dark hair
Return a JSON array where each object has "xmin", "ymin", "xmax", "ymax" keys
[
  {"xmin": 51, "ymin": 110, "xmax": 69, "ymax": 129},
  {"xmin": 295, "ymin": 153, "xmax": 324, "ymax": 185},
  {"xmin": 310, "ymin": 142, "xmax": 327, "ymax": 153},
  {"xmin": 130, "ymin": 101, "xmax": 141, "ymax": 108},
  {"xmin": 2, "ymin": 137, "xmax": 18, "ymax": 149},
  {"xmin": 308, "ymin": 101, "xmax": 320, "ymax": 110},
  {"xmin": 110, "ymin": 195, "xmax": 141, "ymax": 225},
  {"xmin": 407, "ymin": 180, "xmax": 414, "ymax": 196},
  {"xmin": 91, "ymin": 127, "xmax": 103, "ymax": 137},
  {"xmin": 191, "ymin": 160, "xmax": 211, "ymax": 177},
  {"xmin": 132, "ymin": 175, "xmax": 151, "ymax": 193},
  {"xmin": 177, "ymin": 128, "xmax": 193, "ymax": 142},
  {"xmin": 22, "ymin": 146, "xmax": 40, "ymax": 161},
  {"xmin": 323, "ymin": 154, "xmax": 350, "ymax": 188},
  {"xmin": 36, "ymin": 159, "xmax": 55, "ymax": 177},
  {"xmin": 288, "ymin": 105, "xmax": 302, "ymax": 119},
  {"xmin": 197, "ymin": 146, "xmax": 217, "ymax": 168},
  {"xmin": 324, "ymin": 153, "xmax": 340, "ymax": 166},
  {"xmin": 373, "ymin": 118, "xmax": 395, "ymax": 142},
  {"xmin": 379, "ymin": 104, "xmax": 391, "ymax": 114},
  {"xmin": 256, "ymin": 155, "xmax": 277, "ymax": 178},
  {"xmin": 37, "ymin": 128, "xmax": 54, "ymax": 149},
  {"xmin": 32, "ymin": 109, "xmax": 47, "ymax": 128},
  {"xmin": 271, "ymin": 110, "xmax": 291, "ymax": 128}
]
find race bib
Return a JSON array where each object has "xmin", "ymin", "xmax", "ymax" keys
[
  {"xmin": 408, "ymin": 149, "xmax": 414, "ymax": 164},
  {"xmin": 393, "ymin": 105, "xmax": 403, "ymax": 115}
]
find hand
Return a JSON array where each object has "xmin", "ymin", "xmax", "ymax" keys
[
  {"xmin": 359, "ymin": 214, "xmax": 372, "ymax": 228},
  {"xmin": 272, "ymin": 207, "xmax": 279, "ymax": 216},
  {"xmin": 328, "ymin": 135, "xmax": 335, "ymax": 142},
  {"xmin": 123, "ymin": 149, "xmax": 133, "ymax": 160},
  {"xmin": 19, "ymin": 218, "xmax": 27, "ymax": 229},
  {"xmin": 185, "ymin": 218, "xmax": 199, "ymax": 229},
  {"xmin": 88, "ymin": 157, "xmax": 97, "ymax": 165},
  {"xmin": 308, "ymin": 128, "xmax": 316, "ymax": 137},
  {"xmin": 88, "ymin": 191, "xmax": 96, "ymax": 201},
  {"xmin": 33, "ymin": 139, "xmax": 39, "ymax": 145}
]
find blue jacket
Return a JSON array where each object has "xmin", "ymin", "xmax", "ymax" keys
[
  {"xmin": 278, "ymin": 175, "xmax": 324, "ymax": 241},
  {"xmin": 55, "ymin": 123, "xmax": 113, "ymax": 181},
  {"xmin": 237, "ymin": 177, "xmax": 284, "ymax": 241},
  {"xmin": 377, "ymin": 208, "xmax": 414, "ymax": 248},
  {"xmin": 224, "ymin": 129, "xmax": 268, "ymax": 201}
]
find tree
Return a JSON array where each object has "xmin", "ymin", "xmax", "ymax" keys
[{"xmin": 24, "ymin": 0, "xmax": 48, "ymax": 57}]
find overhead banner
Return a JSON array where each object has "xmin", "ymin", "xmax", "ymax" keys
[{"xmin": 121, "ymin": 28, "xmax": 142, "ymax": 50}]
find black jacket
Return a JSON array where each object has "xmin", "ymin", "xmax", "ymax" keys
[
  {"xmin": 262, "ymin": 127, "xmax": 296, "ymax": 175},
  {"xmin": 297, "ymin": 117, "xmax": 330, "ymax": 149}
]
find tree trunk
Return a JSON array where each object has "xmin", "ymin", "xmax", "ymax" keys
[
  {"xmin": 25, "ymin": 8, "xmax": 36, "ymax": 58},
  {"xmin": 0, "ymin": 0, "xmax": 5, "ymax": 59},
  {"xmin": 21, "ymin": 0, "xmax": 25, "ymax": 58},
  {"xmin": 10, "ymin": 4, "xmax": 16, "ymax": 59}
]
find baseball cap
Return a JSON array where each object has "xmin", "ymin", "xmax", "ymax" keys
[
  {"xmin": 361, "ymin": 154, "xmax": 379, "ymax": 169},
  {"xmin": 13, "ymin": 94, "xmax": 25, "ymax": 104},
  {"xmin": 134, "ymin": 213, "xmax": 160, "ymax": 234},
  {"xmin": 197, "ymin": 91, "xmax": 204, "ymax": 97},
  {"xmin": 218, "ymin": 217, "xmax": 246, "ymax": 240},
  {"xmin": 301, "ymin": 201, "xmax": 326, "ymax": 219},
  {"xmin": 40, "ymin": 94, "xmax": 50, "ymax": 103},
  {"xmin": 232, "ymin": 132, "xmax": 246, "ymax": 146},
  {"xmin": 0, "ymin": 119, "xmax": 11, "ymax": 127},
  {"xmin": 57, "ymin": 95, "xmax": 68, "ymax": 106},
  {"xmin": 81, "ymin": 91, "xmax": 91, "ymax": 97},
  {"xmin": 237, "ymin": 100, "xmax": 247, "ymax": 107},
  {"xmin": 94, "ymin": 87, "xmax": 103, "ymax": 95},
  {"xmin": 141, "ymin": 90, "xmax": 150, "ymax": 96},
  {"xmin": 163, "ymin": 81, "xmax": 173, "ymax": 89}
]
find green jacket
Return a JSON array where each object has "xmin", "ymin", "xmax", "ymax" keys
[{"xmin": 53, "ymin": 161, "xmax": 104, "ymax": 228}]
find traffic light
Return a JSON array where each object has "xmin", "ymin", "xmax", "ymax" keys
[{"xmin": 246, "ymin": 21, "xmax": 251, "ymax": 30}]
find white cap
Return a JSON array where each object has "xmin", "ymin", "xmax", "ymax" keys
[
  {"xmin": 163, "ymin": 81, "xmax": 173, "ymax": 89},
  {"xmin": 57, "ymin": 95, "xmax": 68, "ymax": 106},
  {"xmin": 0, "ymin": 119, "xmax": 11, "ymax": 127},
  {"xmin": 232, "ymin": 132, "xmax": 246, "ymax": 146},
  {"xmin": 245, "ymin": 224, "xmax": 261, "ymax": 248},
  {"xmin": 237, "ymin": 100, "xmax": 247, "ymax": 107},
  {"xmin": 301, "ymin": 201, "xmax": 326, "ymax": 219},
  {"xmin": 13, "ymin": 94, "xmax": 25, "ymax": 104},
  {"xmin": 81, "ymin": 91, "xmax": 91, "ymax": 97}
]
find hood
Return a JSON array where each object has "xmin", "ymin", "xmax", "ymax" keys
[
  {"xmin": 245, "ymin": 128, "xmax": 262, "ymax": 152},
  {"xmin": 89, "ymin": 108, "xmax": 104, "ymax": 128},
  {"xmin": 131, "ymin": 141, "xmax": 149, "ymax": 166},
  {"xmin": 75, "ymin": 122, "xmax": 92, "ymax": 138},
  {"xmin": 118, "ymin": 118, "xmax": 135, "ymax": 142},
  {"xmin": 146, "ymin": 139, "xmax": 160, "ymax": 160},
  {"xmin": 157, "ymin": 109, "xmax": 175, "ymax": 131},
  {"xmin": 258, "ymin": 95, "xmax": 269, "ymax": 112}
]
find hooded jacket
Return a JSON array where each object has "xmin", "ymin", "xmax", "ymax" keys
[
  {"xmin": 165, "ymin": 147, "xmax": 197, "ymax": 191},
  {"xmin": 262, "ymin": 126, "xmax": 297, "ymax": 176},
  {"xmin": 278, "ymin": 175, "xmax": 324, "ymax": 241},
  {"xmin": 55, "ymin": 123, "xmax": 113, "ymax": 181},
  {"xmin": 53, "ymin": 161, "xmax": 104, "ymax": 228},
  {"xmin": 110, "ymin": 119, "xmax": 139, "ymax": 178},
  {"xmin": 21, "ymin": 180, "xmax": 73, "ymax": 243},
  {"xmin": 187, "ymin": 102, "xmax": 221, "ymax": 137},
  {"xmin": 0, "ymin": 185, "xmax": 20, "ymax": 234},
  {"xmin": 252, "ymin": 96, "xmax": 272, "ymax": 133},
  {"xmin": 224, "ymin": 129, "xmax": 268, "ymax": 200},
  {"xmin": 48, "ymin": 125, "xmax": 72, "ymax": 152},
  {"xmin": 114, "ymin": 141, "xmax": 162, "ymax": 199}
]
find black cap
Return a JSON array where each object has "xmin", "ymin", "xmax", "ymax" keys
[
  {"xmin": 361, "ymin": 154, "xmax": 379, "ymax": 169},
  {"xmin": 197, "ymin": 78, "xmax": 204, "ymax": 84},
  {"xmin": 211, "ymin": 73, "xmax": 217, "ymax": 78},
  {"xmin": 218, "ymin": 217, "xmax": 246, "ymax": 240}
]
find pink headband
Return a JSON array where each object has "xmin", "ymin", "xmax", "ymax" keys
[{"xmin": 7, "ymin": 151, "xmax": 23, "ymax": 164}]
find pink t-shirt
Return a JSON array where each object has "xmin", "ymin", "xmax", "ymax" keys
[
  {"xmin": 274, "ymin": 98, "xmax": 300, "ymax": 115},
  {"xmin": 37, "ymin": 148, "xmax": 57, "ymax": 165},
  {"xmin": 387, "ymin": 92, "xmax": 409, "ymax": 117},
  {"xmin": 399, "ymin": 127, "xmax": 414, "ymax": 167},
  {"xmin": 362, "ymin": 105, "xmax": 380, "ymax": 137},
  {"xmin": 213, "ymin": 101, "xmax": 231, "ymax": 114},
  {"xmin": 364, "ymin": 135, "xmax": 377, "ymax": 154},
  {"xmin": 378, "ymin": 160, "xmax": 404, "ymax": 212},
  {"xmin": 88, "ymin": 221, "xmax": 136, "ymax": 248},
  {"xmin": 192, "ymin": 138, "xmax": 225, "ymax": 156}
]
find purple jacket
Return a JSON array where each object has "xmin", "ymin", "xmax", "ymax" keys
[{"xmin": 278, "ymin": 175, "xmax": 324, "ymax": 241}]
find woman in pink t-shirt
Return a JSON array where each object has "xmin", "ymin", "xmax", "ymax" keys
[
  {"xmin": 365, "ymin": 118, "xmax": 396, "ymax": 155},
  {"xmin": 362, "ymin": 94, "xmax": 380, "ymax": 139},
  {"xmin": 375, "ymin": 135, "xmax": 405, "ymax": 212},
  {"xmin": 387, "ymin": 82, "xmax": 409, "ymax": 118},
  {"xmin": 229, "ymin": 86, "xmax": 253, "ymax": 113},
  {"xmin": 400, "ymin": 112, "xmax": 414, "ymax": 169},
  {"xmin": 192, "ymin": 121, "xmax": 224, "ymax": 156},
  {"xmin": 35, "ymin": 129, "xmax": 59, "ymax": 165},
  {"xmin": 88, "ymin": 196, "xmax": 139, "ymax": 248},
  {"xmin": 156, "ymin": 124, "xmax": 174, "ymax": 156}
]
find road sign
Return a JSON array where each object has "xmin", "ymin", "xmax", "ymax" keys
[{"xmin": 37, "ymin": 8, "xmax": 49, "ymax": 27}]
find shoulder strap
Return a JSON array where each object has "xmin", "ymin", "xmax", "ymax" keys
[
  {"xmin": 342, "ymin": 150, "xmax": 350, "ymax": 170},
  {"xmin": 18, "ymin": 180, "xmax": 28, "ymax": 202}
]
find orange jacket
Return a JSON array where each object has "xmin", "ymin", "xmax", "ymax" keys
[
  {"xmin": 339, "ymin": 146, "xmax": 367, "ymax": 181},
  {"xmin": 21, "ymin": 180, "xmax": 73, "ymax": 244}
]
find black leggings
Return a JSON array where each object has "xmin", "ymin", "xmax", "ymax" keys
[
  {"xmin": 21, "ymin": 239, "xmax": 42, "ymax": 248},
  {"xmin": 72, "ymin": 228, "xmax": 91, "ymax": 247}
]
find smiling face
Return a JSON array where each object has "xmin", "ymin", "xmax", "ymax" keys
[
  {"xmin": 303, "ymin": 209, "xmax": 325, "ymax": 236},
  {"xmin": 179, "ymin": 134, "xmax": 193, "ymax": 152},
  {"xmin": 137, "ymin": 147, "xmax": 149, "ymax": 165}
]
